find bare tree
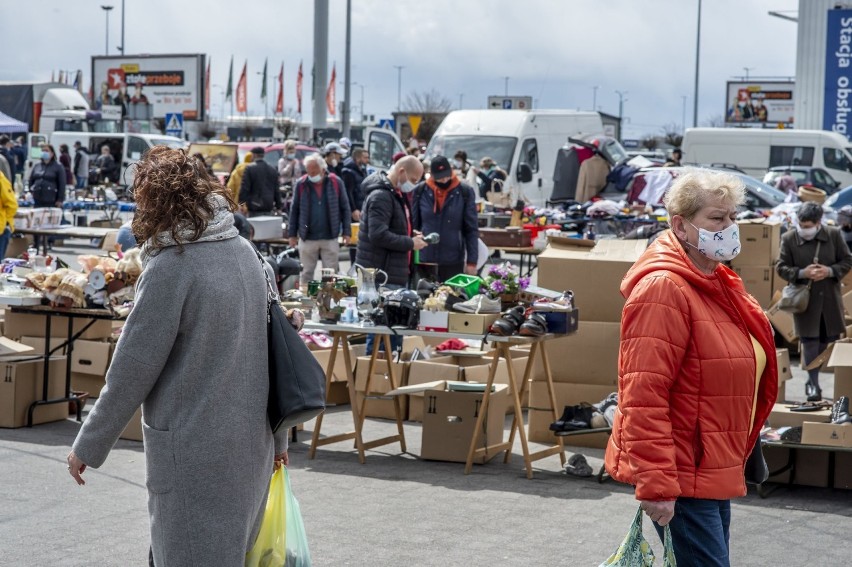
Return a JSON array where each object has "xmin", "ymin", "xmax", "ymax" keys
[
  {"xmin": 661, "ymin": 123, "xmax": 683, "ymax": 148},
  {"xmin": 273, "ymin": 107, "xmax": 298, "ymax": 139},
  {"xmin": 403, "ymin": 89, "xmax": 454, "ymax": 140},
  {"xmin": 702, "ymin": 114, "xmax": 725, "ymax": 127},
  {"xmin": 641, "ymin": 136, "xmax": 659, "ymax": 151}
]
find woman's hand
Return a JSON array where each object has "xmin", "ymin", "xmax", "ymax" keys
[
  {"xmin": 273, "ymin": 451, "xmax": 289, "ymax": 471},
  {"xmin": 640, "ymin": 500, "xmax": 675, "ymax": 526},
  {"xmin": 67, "ymin": 451, "xmax": 87, "ymax": 486},
  {"xmin": 805, "ymin": 264, "xmax": 831, "ymax": 281}
]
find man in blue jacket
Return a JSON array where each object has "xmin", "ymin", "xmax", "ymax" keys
[
  {"xmin": 288, "ymin": 153, "xmax": 351, "ymax": 286},
  {"xmin": 411, "ymin": 155, "xmax": 479, "ymax": 282}
]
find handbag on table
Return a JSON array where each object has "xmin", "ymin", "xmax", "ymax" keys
[
  {"xmin": 254, "ymin": 249, "xmax": 326, "ymax": 433},
  {"xmin": 778, "ymin": 240, "xmax": 821, "ymax": 314}
]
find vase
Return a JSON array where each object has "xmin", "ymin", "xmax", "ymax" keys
[{"xmin": 499, "ymin": 293, "xmax": 520, "ymax": 310}]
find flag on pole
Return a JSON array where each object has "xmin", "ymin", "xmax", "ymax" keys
[
  {"xmin": 261, "ymin": 58, "xmax": 268, "ymax": 101},
  {"xmin": 205, "ymin": 58, "xmax": 211, "ymax": 112},
  {"xmin": 51, "ymin": 70, "xmax": 55, "ymax": 82},
  {"xmin": 236, "ymin": 61, "xmax": 248, "ymax": 113},
  {"xmin": 74, "ymin": 70, "xmax": 82, "ymax": 93},
  {"xmin": 225, "ymin": 56, "xmax": 234, "ymax": 101},
  {"xmin": 276, "ymin": 62, "xmax": 284, "ymax": 114},
  {"xmin": 326, "ymin": 64, "xmax": 337, "ymax": 116},
  {"xmin": 58, "ymin": 70, "xmax": 65, "ymax": 84},
  {"xmin": 296, "ymin": 61, "xmax": 303, "ymax": 114}
]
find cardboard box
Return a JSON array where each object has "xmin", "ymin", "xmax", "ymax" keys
[
  {"xmin": 420, "ymin": 383, "xmax": 510, "ymax": 464},
  {"xmin": 406, "ymin": 359, "xmax": 462, "ymax": 421},
  {"xmin": 19, "ymin": 336, "xmax": 66, "ymax": 356},
  {"xmin": 826, "ymin": 342, "xmax": 852, "ymax": 399},
  {"xmin": 0, "ymin": 356, "xmax": 68, "ymax": 428},
  {"xmin": 530, "ymin": 321, "xmax": 621, "ymax": 386},
  {"xmin": 527, "ymin": 381, "xmax": 615, "ymax": 448},
  {"xmin": 354, "ymin": 357, "xmax": 408, "ymax": 420},
  {"xmin": 537, "ymin": 239, "xmax": 647, "ymax": 322},
  {"xmin": 730, "ymin": 220, "xmax": 781, "ymax": 267},
  {"xmin": 247, "ymin": 216, "xmax": 284, "ymax": 240},
  {"xmin": 4, "ymin": 311, "xmax": 113, "ymax": 341},
  {"xmin": 801, "ymin": 422, "xmax": 852, "ymax": 447},
  {"xmin": 22, "ymin": 338, "xmax": 113, "ymax": 397},
  {"xmin": 776, "ymin": 348, "xmax": 792, "ymax": 384},
  {"xmin": 419, "ymin": 310, "xmax": 449, "ymax": 332},
  {"xmin": 733, "ymin": 265, "xmax": 775, "ymax": 308},
  {"xmin": 120, "ymin": 407, "xmax": 143, "ymax": 441},
  {"xmin": 776, "ymin": 381, "xmax": 787, "ymax": 402},
  {"xmin": 326, "ymin": 381, "xmax": 350, "ymax": 405},
  {"xmin": 835, "ymin": 451, "xmax": 852, "ymax": 489},
  {"xmin": 768, "ymin": 403, "xmax": 831, "ymax": 429},
  {"xmin": 536, "ymin": 309, "xmax": 579, "ymax": 335},
  {"xmin": 447, "ymin": 312, "xmax": 499, "ymax": 334},
  {"xmin": 765, "ymin": 301, "xmax": 798, "ymax": 344},
  {"xmin": 311, "ymin": 345, "xmax": 365, "ymax": 383}
]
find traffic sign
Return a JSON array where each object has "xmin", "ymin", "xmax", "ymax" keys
[
  {"xmin": 165, "ymin": 112, "xmax": 184, "ymax": 137},
  {"xmin": 378, "ymin": 118, "xmax": 395, "ymax": 130},
  {"xmin": 487, "ymin": 96, "xmax": 533, "ymax": 110}
]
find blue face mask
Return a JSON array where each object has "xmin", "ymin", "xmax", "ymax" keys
[
  {"xmin": 286, "ymin": 153, "xmax": 296, "ymax": 159},
  {"xmin": 41, "ymin": 151, "xmax": 51, "ymax": 161}
]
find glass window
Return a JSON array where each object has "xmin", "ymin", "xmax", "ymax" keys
[
  {"xmin": 368, "ymin": 131, "xmax": 396, "ymax": 171},
  {"xmin": 812, "ymin": 169, "xmax": 832, "ymax": 186},
  {"xmin": 519, "ymin": 138, "xmax": 539, "ymax": 173},
  {"xmin": 824, "ymin": 147, "xmax": 852, "ymax": 172},
  {"xmin": 769, "ymin": 146, "xmax": 814, "ymax": 167},
  {"xmin": 127, "ymin": 136, "xmax": 148, "ymax": 160},
  {"xmin": 424, "ymin": 135, "xmax": 518, "ymax": 172}
]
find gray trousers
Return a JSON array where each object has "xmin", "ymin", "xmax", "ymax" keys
[{"xmin": 299, "ymin": 238, "xmax": 340, "ymax": 284}]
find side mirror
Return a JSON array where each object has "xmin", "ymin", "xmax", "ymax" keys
[
  {"xmin": 517, "ymin": 163, "xmax": 533, "ymax": 183},
  {"xmin": 836, "ymin": 180, "xmax": 842, "ymax": 188}
]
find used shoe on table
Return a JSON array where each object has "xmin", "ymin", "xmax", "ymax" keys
[
  {"xmin": 488, "ymin": 305, "xmax": 526, "ymax": 335},
  {"xmin": 519, "ymin": 310, "xmax": 548, "ymax": 337},
  {"xmin": 550, "ymin": 404, "xmax": 594, "ymax": 432},
  {"xmin": 832, "ymin": 396, "xmax": 851, "ymax": 424},
  {"xmin": 805, "ymin": 382, "xmax": 822, "ymax": 402},
  {"xmin": 532, "ymin": 290, "xmax": 575, "ymax": 311},
  {"xmin": 453, "ymin": 294, "xmax": 500, "ymax": 314}
]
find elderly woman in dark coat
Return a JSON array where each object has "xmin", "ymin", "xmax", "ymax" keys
[{"xmin": 777, "ymin": 201, "xmax": 852, "ymax": 401}]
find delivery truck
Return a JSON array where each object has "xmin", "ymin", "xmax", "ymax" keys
[
  {"xmin": 0, "ymin": 82, "xmax": 99, "ymax": 135},
  {"xmin": 682, "ymin": 128, "xmax": 852, "ymax": 187}
]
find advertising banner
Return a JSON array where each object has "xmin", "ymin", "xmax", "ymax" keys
[
  {"xmin": 824, "ymin": 9, "xmax": 852, "ymax": 140},
  {"xmin": 725, "ymin": 82, "xmax": 794, "ymax": 126},
  {"xmin": 91, "ymin": 54, "xmax": 205, "ymax": 121}
]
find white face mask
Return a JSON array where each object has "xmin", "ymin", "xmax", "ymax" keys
[
  {"xmin": 400, "ymin": 180, "xmax": 416, "ymax": 193},
  {"xmin": 308, "ymin": 174, "xmax": 322, "ymax": 183},
  {"xmin": 797, "ymin": 225, "xmax": 819, "ymax": 240},
  {"xmin": 329, "ymin": 159, "xmax": 339, "ymax": 168},
  {"xmin": 686, "ymin": 220, "xmax": 741, "ymax": 261}
]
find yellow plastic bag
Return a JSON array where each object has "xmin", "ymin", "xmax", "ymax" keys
[
  {"xmin": 246, "ymin": 467, "xmax": 287, "ymax": 567},
  {"xmin": 246, "ymin": 467, "xmax": 313, "ymax": 567}
]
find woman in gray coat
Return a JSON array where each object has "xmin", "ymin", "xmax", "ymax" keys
[
  {"xmin": 67, "ymin": 147, "xmax": 289, "ymax": 566},
  {"xmin": 777, "ymin": 201, "xmax": 852, "ymax": 401}
]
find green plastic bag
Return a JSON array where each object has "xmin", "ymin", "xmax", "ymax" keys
[
  {"xmin": 599, "ymin": 506, "xmax": 677, "ymax": 567},
  {"xmin": 246, "ymin": 467, "xmax": 312, "ymax": 567}
]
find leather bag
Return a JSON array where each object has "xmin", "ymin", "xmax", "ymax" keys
[
  {"xmin": 778, "ymin": 240, "xmax": 821, "ymax": 314},
  {"xmin": 255, "ymin": 249, "xmax": 326, "ymax": 433},
  {"xmin": 744, "ymin": 440, "xmax": 769, "ymax": 485}
]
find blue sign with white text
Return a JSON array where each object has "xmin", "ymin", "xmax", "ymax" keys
[{"xmin": 824, "ymin": 9, "xmax": 852, "ymax": 140}]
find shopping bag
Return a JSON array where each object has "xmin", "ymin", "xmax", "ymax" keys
[
  {"xmin": 599, "ymin": 506, "xmax": 676, "ymax": 566},
  {"xmin": 246, "ymin": 467, "xmax": 313, "ymax": 567}
]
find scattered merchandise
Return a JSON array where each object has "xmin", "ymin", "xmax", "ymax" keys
[
  {"xmin": 564, "ymin": 453, "xmax": 593, "ymax": 477},
  {"xmin": 518, "ymin": 311, "xmax": 548, "ymax": 337},
  {"xmin": 452, "ymin": 294, "xmax": 501, "ymax": 314},
  {"xmin": 489, "ymin": 305, "xmax": 526, "ymax": 336},
  {"xmin": 832, "ymin": 396, "xmax": 851, "ymax": 425},
  {"xmin": 550, "ymin": 403, "xmax": 595, "ymax": 432}
]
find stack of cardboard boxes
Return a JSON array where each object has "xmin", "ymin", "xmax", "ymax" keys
[
  {"xmin": 731, "ymin": 220, "xmax": 783, "ymax": 309},
  {"xmin": 0, "ymin": 337, "xmax": 67, "ymax": 428},
  {"xmin": 527, "ymin": 239, "xmax": 648, "ymax": 448}
]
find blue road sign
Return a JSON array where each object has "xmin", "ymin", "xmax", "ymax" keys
[
  {"xmin": 378, "ymin": 118, "xmax": 395, "ymax": 130},
  {"xmin": 165, "ymin": 112, "xmax": 184, "ymax": 137}
]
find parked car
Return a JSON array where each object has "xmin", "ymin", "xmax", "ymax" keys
[
  {"xmin": 763, "ymin": 166, "xmax": 841, "ymax": 194},
  {"xmin": 263, "ymin": 143, "xmax": 319, "ymax": 166}
]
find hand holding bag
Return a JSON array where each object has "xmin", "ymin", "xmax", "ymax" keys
[
  {"xmin": 255, "ymin": 249, "xmax": 326, "ymax": 433},
  {"xmin": 599, "ymin": 506, "xmax": 676, "ymax": 566},
  {"xmin": 778, "ymin": 241, "xmax": 821, "ymax": 314}
]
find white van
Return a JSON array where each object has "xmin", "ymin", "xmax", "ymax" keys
[
  {"xmin": 424, "ymin": 110, "xmax": 610, "ymax": 206},
  {"xmin": 682, "ymin": 128, "xmax": 852, "ymax": 187},
  {"xmin": 26, "ymin": 131, "xmax": 186, "ymax": 189}
]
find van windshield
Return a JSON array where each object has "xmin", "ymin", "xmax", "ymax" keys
[
  {"xmin": 151, "ymin": 138, "xmax": 187, "ymax": 150},
  {"xmin": 426, "ymin": 136, "xmax": 517, "ymax": 171}
]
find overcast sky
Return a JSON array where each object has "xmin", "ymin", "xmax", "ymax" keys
[{"xmin": 3, "ymin": 0, "xmax": 799, "ymax": 139}]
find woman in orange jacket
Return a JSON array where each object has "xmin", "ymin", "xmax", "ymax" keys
[{"xmin": 604, "ymin": 170, "xmax": 777, "ymax": 567}]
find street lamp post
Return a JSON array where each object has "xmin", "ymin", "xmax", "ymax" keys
[
  {"xmin": 615, "ymin": 90, "xmax": 628, "ymax": 140},
  {"xmin": 592, "ymin": 85, "xmax": 599, "ymax": 111},
  {"xmin": 692, "ymin": 0, "xmax": 702, "ymax": 127},
  {"xmin": 504, "ymin": 76, "xmax": 510, "ymax": 96},
  {"xmin": 393, "ymin": 65, "xmax": 404, "ymax": 112},
  {"xmin": 681, "ymin": 95, "xmax": 687, "ymax": 133},
  {"xmin": 101, "ymin": 5, "xmax": 114, "ymax": 56},
  {"xmin": 743, "ymin": 67, "xmax": 754, "ymax": 81},
  {"xmin": 352, "ymin": 82, "xmax": 365, "ymax": 121},
  {"xmin": 458, "ymin": 93, "xmax": 464, "ymax": 110},
  {"xmin": 118, "ymin": 0, "xmax": 125, "ymax": 54}
]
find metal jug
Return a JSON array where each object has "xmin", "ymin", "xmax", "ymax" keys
[{"xmin": 352, "ymin": 264, "xmax": 388, "ymax": 324}]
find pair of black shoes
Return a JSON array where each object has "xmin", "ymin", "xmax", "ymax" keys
[
  {"xmin": 550, "ymin": 404, "xmax": 594, "ymax": 432},
  {"xmin": 806, "ymin": 382, "xmax": 822, "ymax": 402},
  {"xmin": 831, "ymin": 396, "xmax": 851, "ymax": 425}
]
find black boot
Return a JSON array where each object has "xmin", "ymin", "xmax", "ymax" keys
[
  {"xmin": 833, "ymin": 396, "xmax": 851, "ymax": 424},
  {"xmin": 806, "ymin": 382, "xmax": 822, "ymax": 402}
]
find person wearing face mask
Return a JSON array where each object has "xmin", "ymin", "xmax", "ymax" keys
[
  {"xmin": 288, "ymin": 153, "xmax": 350, "ymax": 286},
  {"xmin": 322, "ymin": 142, "xmax": 344, "ymax": 178},
  {"xmin": 474, "ymin": 156, "xmax": 507, "ymax": 200},
  {"xmin": 605, "ymin": 170, "xmax": 778, "ymax": 567},
  {"xmin": 277, "ymin": 140, "xmax": 304, "ymax": 188},
  {"xmin": 411, "ymin": 155, "xmax": 479, "ymax": 281},
  {"xmin": 29, "ymin": 144, "xmax": 67, "ymax": 207},
  {"xmin": 341, "ymin": 148, "xmax": 370, "ymax": 263},
  {"xmin": 777, "ymin": 201, "xmax": 852, "ymax": 402}
]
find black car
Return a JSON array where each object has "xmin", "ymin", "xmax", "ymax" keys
[{"xmin": 763, "ymin": 166, "xmax": 841, "ymax": 194}]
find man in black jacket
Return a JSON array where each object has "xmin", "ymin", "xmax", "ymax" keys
[
  {"xmin": 239, "ymin": 147, "xmax": 282, "ymax": 217},
  {"xmin": 341, "ymin": 148, "xmax": 369, "ymax": 263},
  {"xmin": 355, "ymin": 155, "xmax": 427, "ymax": 288}
]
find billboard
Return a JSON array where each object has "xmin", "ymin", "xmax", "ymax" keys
[
  {"xmin": 91, "ymin": 54, "xmax": 205, "ymax": 121},
  {"xmin": 824, "ymin": 9, "xmax": 852, "ymax": 140},
  {"xmin": 725, "ymin": 82, "xmax": 794, "ymax": 126}
]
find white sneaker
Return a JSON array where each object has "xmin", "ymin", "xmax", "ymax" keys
[{"xmin": 452, "ymin": 294, "xmax": 501, "ymax": 314}]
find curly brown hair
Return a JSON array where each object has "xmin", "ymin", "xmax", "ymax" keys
[{"xmin": 131, "ymin": 146, "xmax": 235, "ymax": 253}]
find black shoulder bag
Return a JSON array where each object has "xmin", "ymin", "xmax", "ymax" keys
[{"xmin": 255, "ymin": 249, "xmax": 326, "ymax": 432}]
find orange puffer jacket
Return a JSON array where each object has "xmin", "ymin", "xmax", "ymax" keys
[{"xmin": 604, "ymin": 230, "xmax": 777, "ymax": 501}]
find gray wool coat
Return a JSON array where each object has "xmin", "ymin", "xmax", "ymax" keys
[
  {"xmin": 72, "ymin": 234, "xmax": 287, "ymax": 567},
  {"xmin": 776, "ymin": 225, "xmax": 852, "ymax": 338}
]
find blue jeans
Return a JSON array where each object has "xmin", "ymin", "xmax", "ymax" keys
[
  {"xmin": 365, "ymin": 333, "xmax": 403, "ymax": 356},
  {"xmin": 76, "ymin": 175, "xmax": 87, "ymax": 189},
  {"xmin": 654, "ymin": 498, "xmax": 731, "ymax": 567},
  {"xmin": 0, "ymin": 227, "xmax": 10, "ymax": 260}
]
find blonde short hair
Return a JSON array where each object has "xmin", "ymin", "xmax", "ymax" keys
[
  {"xmin": 663, "ymin": 169, "xmax": 745, "ymax": 219},
  {"xmin": 283, "ymin": 140, "xmax": 296, "ymax": 151}
]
